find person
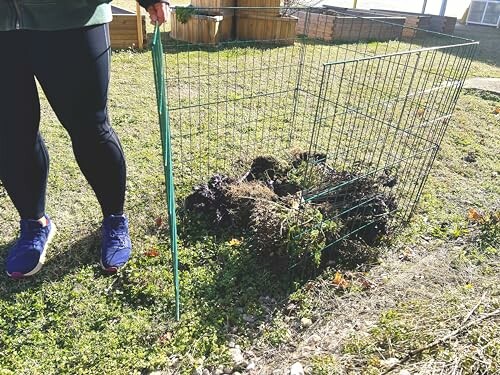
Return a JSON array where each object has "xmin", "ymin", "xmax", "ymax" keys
[{"xmin": 0, "ymin": 0, "xmax": 169, "ymax": 279}]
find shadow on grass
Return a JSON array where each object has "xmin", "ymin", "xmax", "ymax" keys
[
  {"xmin": 453, "ymin": 23, "xmax": 500, "ymax": 68},
  {"xmin": 0, "ymin": 230, "xmax": 102, "ymax": 297}
]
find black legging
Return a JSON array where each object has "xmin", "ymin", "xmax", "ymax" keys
[{"xmin": 0, "ymin": 24, "xmax": 126, "ymax": 220}]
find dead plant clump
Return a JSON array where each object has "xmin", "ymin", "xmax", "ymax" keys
[
  {"xmin": 184, "ymin": 152, "xmax": 398, "ymax": 268},
  {"xmin": 226, "ymin": 181, "xmax": 278, "ymax": 227}
]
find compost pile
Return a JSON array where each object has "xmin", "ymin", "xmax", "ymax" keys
[{"xmin": 184, "ymin": 152, "xmax": 398, "ymax": 268}]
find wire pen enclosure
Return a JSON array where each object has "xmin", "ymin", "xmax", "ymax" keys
[{"xmin": 153, "ymin": 6, "xmax": 477, "ymax": 298}]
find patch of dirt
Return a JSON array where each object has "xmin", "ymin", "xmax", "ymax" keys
[{"xmin": 184, "ymin": 152, "xmax": 398, "ymax": 268}]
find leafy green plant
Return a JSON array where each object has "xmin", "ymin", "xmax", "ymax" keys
[
  {"xmin": 250, "ymin": 201, "xmax": 341, "ymax": 268},
  {"xmin": 175, "ymin": 6, "xmax": 198, "ymax": 24},
  {"xmin": 311, "ymin": 354, "xmax": 340, "ymax": 375}
]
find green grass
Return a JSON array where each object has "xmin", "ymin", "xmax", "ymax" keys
[{"xmin": 0, "ymin": 10, "xmax": 499, "ymax": 375}]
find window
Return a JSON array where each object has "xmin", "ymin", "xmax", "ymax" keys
[{"xmin": 467, "ymin": 0, "xmax": 500, "ymax": 26}]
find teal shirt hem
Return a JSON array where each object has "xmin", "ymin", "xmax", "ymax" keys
[{"xmin": 0, "ymin": 3, "xmax": 113, "ymax": 31}]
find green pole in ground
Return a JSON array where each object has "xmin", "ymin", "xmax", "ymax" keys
[{"xmin": 151, "ymin": 24, "xmax": 180, "ymax": 321}]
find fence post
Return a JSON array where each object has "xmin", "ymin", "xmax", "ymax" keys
[
  {"xmin": 421, "ymin": 0, "xmax": 428, "ymax": 14},
  {"xmin": 439, "ymin": 0, "xmax": 448, "ymax": 16},
  {"xmin": 136, "ymin": 2, "xmax": 144, "ymax": 49}
]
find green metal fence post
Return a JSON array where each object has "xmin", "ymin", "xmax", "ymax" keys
[{"xmin": 151, "ymin": 24, "xmax": 180, "ymax": 321}]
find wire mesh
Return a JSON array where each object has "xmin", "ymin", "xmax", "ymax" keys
[{"xmin": 157, "ymin": 6, "xmax": 477, "ymax": 262}]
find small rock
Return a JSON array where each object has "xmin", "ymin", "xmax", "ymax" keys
[
  {"xmin": 300, "ymin": 345, "xmax": 313, "ymax": 354},
  {"xmin": 246, "ymin": 362, "xmax": 256, "ymax": 371},
  {"xmin": 149, "ymin": 372, "xmax": 170, "ymax": 375},
  {"xmin": 300, "ymin": 318, "xmax": 313, "ymax": 328},
  {"xmin": 228, "ymin": 340, "xmax": 236, "ymax": 348},
  {"xmin": 399, "ymin": 371, "xmax": 411, "ymax": 375},
  {"xmin": 290, "ymin": 362, "xmax": 305, "ymax": 375},
  {"xmin": 272, "ymin": 370, "xmax": 282, "ymax": 375},
  {"xmin": 229, "ymin": 347, "xmax": 245, "ymax": 364},
  {"xmin": 192, "ymin": 368, "xmax": 203, "ymax": 375},
  {"xmin": 233, "ymin": 372, "xmax": 242, "ymax": 375},
  {"xmin": 223, "ymin": 366, "xmax": 233, "ymax": 374},
  {"xmin": 202, "ymin": 370, "xmax": 210, "ymax": 375},
  {"xmin": 381, "ymin": 358, "xmax": 400, "ymax": 367},
  {"xmin": 214, "ymin": 370, "xmax": 224, "ymax": 375},
  {"xmin": 243, "ymin": 314, "xmax": 256, "ymax": 323}
]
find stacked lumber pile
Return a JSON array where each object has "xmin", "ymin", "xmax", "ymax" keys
[
  {"xmin": 371, "ymin": 9, "xmax": 457, "ymax": 34},
  {"xmin": 296, "ymin": 9, "xmax": 405, "ymax": 42}
]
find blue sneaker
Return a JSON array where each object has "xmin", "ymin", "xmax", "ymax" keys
[
  {"xmin": 6, "ymin": 216, "xmax": 56, "ymax": 279},
  {"xmin": 101, "ymin": 215, "xmax": 132, "ymax": 273}
]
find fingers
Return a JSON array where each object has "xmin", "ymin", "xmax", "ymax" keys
[
  {"xmin": 154, "ymin": 3, "xmax": 169, "ymax": 25},
  {"xmin": 147, "ymin": 6, "xmax": 158, "ymax": 25}
]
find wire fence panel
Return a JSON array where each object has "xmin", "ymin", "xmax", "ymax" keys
[{"xmin": 160, "ymin": 6, "xmax": 477, "ymax": 249}]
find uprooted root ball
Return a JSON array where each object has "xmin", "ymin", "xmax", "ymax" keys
[
  {"xmin": 226, "ymin": 182, "xmax": 278, "ymax": 227},
  {"xmin": 184, "ymin": 153, "xmax": 398, "ymax": 268},
  {"xmin": 184, "ymin": 174, "xmax": 234, "ymax": 226}
]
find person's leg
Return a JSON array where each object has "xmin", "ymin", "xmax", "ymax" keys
[
  {"xmin": 0, "ymin": 31, "xmax": 56, "ymax": 278},
  {"xmin": 0, "ymin": 31, "xmax": 49, "ymax": 221},
  {"xmin": 31, "ymin": 24, "xmax": 126, "ymax": 218},
  {"xmin": 30, "ymin": 24, "xmax": 130, "ymax": 273}
]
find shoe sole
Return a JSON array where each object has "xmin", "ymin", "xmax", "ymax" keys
[
  {"xmin": 99, "ymin": 259, "xmax": 120, "ymax": 274},
  {"xmin": 7, "ymin": 222, "xmax": 57, "ymax": 279}
]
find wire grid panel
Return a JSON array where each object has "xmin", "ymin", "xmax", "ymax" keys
[{"xmin": 163, "ymin": 7, "xmax": 477, "ymax": 229}]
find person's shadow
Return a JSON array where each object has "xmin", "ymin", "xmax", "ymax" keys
[{"xmin": 0, "ymin": 230, "xmax": 102, "ymax": 298}]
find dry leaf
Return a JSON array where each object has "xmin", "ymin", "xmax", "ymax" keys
[
  {"xmin": 155, "ymin": 217, "xmax": 163, "ymax": 228},
  {"xmin": 159, "ymin": 331, "xmax": 173, "ymax": 343},
  {"xmin": 332, "ymin": 272, "xmax": 349, "ymax": 289},
  {"xmin": 304, "ymin": 281, "xmax": 315, "ymax": 291},
  {"xmin": 494, "ymin": 107, "xmax": 500, "ymax": 114},
  {"xmin": 228, "ymin": 238, "xmax": 242, "ymax": 247},
  {"xmin": 145, "ymin": 247, "xmax": 160, "ymax": 257},
  {"xmin": 359, "ymin": 277, "xmax": 376, "ymax": 290},
  {"xmin": 399, "ymin": 247, "xmax": 414, "ymax": 261},
  {"xmin": 467, "ymin": 208, "xmax": 483, "ymax": 222},
  {"xmin": 417, "ymin": 108, "xmax": 425, "ymax": 117}
]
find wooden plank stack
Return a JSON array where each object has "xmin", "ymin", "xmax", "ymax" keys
[
  {"xmin": 371, "ymin": 9, "xmax": 457, "ymax": 34},
  {"xmin": 109, "ymin": 6, "xmax": 147, "ymax": 49},
  {"xmin": 399, "ymin": 14, "xmax": 431, "ymax": 38},
  {"xmin": 170, "ymin": 0, "xmax": 297, "ymax": 45},
  {"xmin": 429, "ymin": 15, "xmax": 457, "ymax": 34},
  {"xmin": 296, "ymin": 9, "xmax": 405, "ymax": 42}
]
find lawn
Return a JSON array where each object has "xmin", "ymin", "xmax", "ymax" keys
[{"xmin": 0, "ymin": 2, "xmax": 499, "ymax": 374}]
